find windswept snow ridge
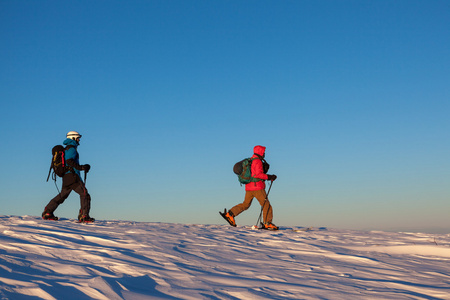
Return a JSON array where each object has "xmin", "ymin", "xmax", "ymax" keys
[{"xmin": 0, "ymin": 216, "xmax": 449, "ymax": 299}]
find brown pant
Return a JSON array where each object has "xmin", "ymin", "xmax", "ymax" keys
[{"xmin": 230, "ymin": 189, "xmax": 273, "ymax": 224}]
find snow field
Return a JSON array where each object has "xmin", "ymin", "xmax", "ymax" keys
[{"xmin": 0, "ymin": 216, "xmax": 449, "ymax": 299}]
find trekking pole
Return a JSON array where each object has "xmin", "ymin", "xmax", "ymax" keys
[
  {"xmin": 82, "ymin": 171, "xmax": 88, "ymax": 204},
  {"xmin": 255, "ymin": 180, "xmax": 273, "ymax": 227}
]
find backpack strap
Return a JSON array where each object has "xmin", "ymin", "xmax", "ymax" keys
[
  {"xmin": 253, "ymin": 153, "xmax": 263, "ymax": 160},
  {"xmin": 253, "ymin": 154, "xmax": 267, "ymax": 166},
  {"xmin": 64, "ymin": 145, "xmax": 76, "ymax": 174},
  {"xmin": 253, "ymin": 153, "xmax": 270, "ymax": 174}
]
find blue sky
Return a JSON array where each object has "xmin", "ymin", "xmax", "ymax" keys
[{"xmin": 1, "ymin": 0, "xmax": 449, "ymax": 232}]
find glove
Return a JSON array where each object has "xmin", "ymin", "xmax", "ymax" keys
[
  {"xmin": 82, "ymin": 164, "xmax": 91, "ymax": 173},
  {"xmin": 267, "ymin": 174, "xmax": 277, "ymax": 181}
]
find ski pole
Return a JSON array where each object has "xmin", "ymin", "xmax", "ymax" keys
[{"xmin": 255, "ymin": 180, "xmax": 273, "ymax": 227}]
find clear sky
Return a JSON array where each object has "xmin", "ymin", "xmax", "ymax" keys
[{"xmin": 1, "ymin": 0, "xmax": 449, "ymax": 233}]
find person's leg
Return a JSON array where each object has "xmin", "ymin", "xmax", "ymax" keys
[
  {"xmin": 72, "ymin": 181, "xmax": 91, "ymax": 216},
  {"xmin": 230, "ymin": 190, "xmax": 255, "ymax": 217},
  {"xmin": 43, "ymin": 174, "xmax": 77, "ymax": 214},
  {"xmin": 71, "ymin": 179, "xmax": 94, "ymax": 222},
  {"xmin": 254, "ymin": 189, "xmax": 273, "ymax": 224}
]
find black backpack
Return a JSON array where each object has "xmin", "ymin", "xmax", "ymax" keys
[
  {"xmin": 46, "ymin": 145, "xmax": 73, "ymax": 181},
  {"xmin": 233, "ymin": 156, "xmax": 270, "ymax": 185}
]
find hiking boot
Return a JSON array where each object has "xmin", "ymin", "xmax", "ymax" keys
[
  {"xmin": 224, "ymin": 211, "xmax": 236, "ymax": 227},
  {"xmin": 262, "ymin": 222, "xmax": 278, "ymax": 230},
  {"xmin": 77, "ymin": 209, "xmax": 82, "ymax": 221},
  {"xmin": 42, "ymin": 211, "xmax": 59, "ymax": 221},
  {"xmin": 79, "ymin": 215, "xmax": 95, "ymax": 223},
  {"xmin": 220, "ymin": 209, "xmax": 237, "ymax": 227},
  {"xmin": 225, "ymin": 211, "xmax": 236, "ymax": 226}
]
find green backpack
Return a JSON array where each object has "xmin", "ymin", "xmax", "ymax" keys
[{"xmin": 233, "ymin": 157, "xmax": 270, "ymax": 185}]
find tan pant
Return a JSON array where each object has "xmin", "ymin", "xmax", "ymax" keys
[{"xmin": 230, "ymin": 189, "xmax": 273, "ymax": 224}]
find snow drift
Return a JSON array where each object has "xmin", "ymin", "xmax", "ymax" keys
[{"xmin": 1, "ymin": 216, "xmax": 449, "ymax": 299}]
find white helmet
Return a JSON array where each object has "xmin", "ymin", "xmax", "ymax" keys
[{"xmin": 67, "ymin": 131, "xmax": 82, "ymax": 141}]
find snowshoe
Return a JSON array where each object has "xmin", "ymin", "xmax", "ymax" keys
[
  {"xmin": 219, "ymin": 209, "xmax": 236, "ymax": 227},
  {"xmin": 42, "ymin": 211, "xmax": 59, "ymax": 221},
  {"xmin": 260, "ymin": 222, "xmax": 279, "ymax": 230},
  {"xmin": 79, "ymin": 215, "xmax": 95, "ymax": 223}
]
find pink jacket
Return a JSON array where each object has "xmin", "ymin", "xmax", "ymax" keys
[{"xmin": 246, "ymin": 145, "xmax": 269, "ymax": 191}]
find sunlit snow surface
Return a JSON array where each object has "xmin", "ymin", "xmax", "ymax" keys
[{"xmin": 1, "ymin": 216, "xmax": 449, "ymax": 299}]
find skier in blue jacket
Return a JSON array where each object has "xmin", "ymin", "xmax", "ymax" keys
[{"xmin": 42, "ymin": 131, "xmax": 94, "ymax": 222}]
